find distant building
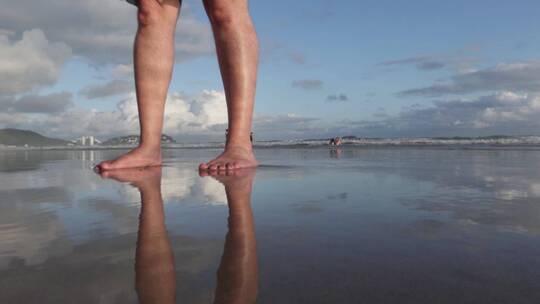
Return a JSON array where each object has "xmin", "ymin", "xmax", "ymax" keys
[
  {"xmin": 101, "ymin": 134, "xmax": 175, "ymax": 146},
  {"xmin": 77, "ymin": 136, "xmax": 101, "ymax": 146}
]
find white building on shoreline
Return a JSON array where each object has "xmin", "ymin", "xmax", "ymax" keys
[{"xmin": 75, "ymin": 136, "xmax": 101, "ymax": 146}]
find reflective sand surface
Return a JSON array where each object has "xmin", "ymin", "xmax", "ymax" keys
[{"xmin": 1, "ymin": 147, "xmax": 540, "ymax": 303}]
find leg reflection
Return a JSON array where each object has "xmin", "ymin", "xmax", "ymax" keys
[
  {"xmin": 201, "ymin": 170, "xmax": 259, "ymax": 304},
  {"xmin": 100, "ymin": 167, "xmax": 258, "ymax": 303},
  {"xmin": 100, "ymin": 167, "xmax": 175, "ymax": 304}
]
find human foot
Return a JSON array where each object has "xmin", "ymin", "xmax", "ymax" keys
[
  {"xmin": 199, "ymin": 145, "xmax": 258, "ymax": 171},
  {"xmin": 95, "ymin": 146, "xmax": 162, "ymax": 171}
]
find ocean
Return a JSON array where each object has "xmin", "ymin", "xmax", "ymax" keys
[{"xmin": 1, "ymin": 146, "xmax": 540, "ymax": 303}]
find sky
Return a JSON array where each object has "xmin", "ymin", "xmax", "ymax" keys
[{"xmin": 1, "ymin": 0, "xmax": 540, "ymax": 141}]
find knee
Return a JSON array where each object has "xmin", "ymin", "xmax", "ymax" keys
[
  {"xmin": 137, "ymin": 0, "xmax": 178, "ymax": 28},
  {"xmin": 204, "ymin": 1, "xmax": 240, "ymax": 28}
]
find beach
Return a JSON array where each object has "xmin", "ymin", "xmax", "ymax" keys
[{"xmin": 1, "ymin": 146, "xmax": 540, "ymax": 303}]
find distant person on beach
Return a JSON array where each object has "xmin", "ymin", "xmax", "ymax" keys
[
  {"xmin": 97, "ymin": 0, "xmax": 259, "ymax": 171},
  {"xmin": 329, "ymin": 137, "xmax": 342, "ymax": 146}
]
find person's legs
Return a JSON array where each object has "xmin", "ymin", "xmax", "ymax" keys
[
  {"xmin": 97, "ymin": 0, "xmax": 180, "ymax": 170},
  {"xmin": 199, "ymin": 0, "xmax": 259, "ymax": 171}
]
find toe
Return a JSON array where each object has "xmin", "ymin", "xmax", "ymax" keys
[
  {"xmin": 199, "ymin": 163, "xmax": 208, "ymax": 170},
  {"xmin": 209, "ymin": 164, "xmax": 218, "ymax": 171},
  {"xmin": 99, "ymin": 171, "xmax": 112, "ymax": 179},
  {"xmin": 97, "ymin": 161, "xmax": 112, "ymax": 171}
]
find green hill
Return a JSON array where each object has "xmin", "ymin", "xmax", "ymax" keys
[{"xmin": 0, "ymin": 128, "xmax": 70, "ymax": 147}]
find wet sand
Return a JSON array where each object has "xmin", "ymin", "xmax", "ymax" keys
[{"xmin": 1, "ymin": 147, "xmax": 540, "ymax": 303}]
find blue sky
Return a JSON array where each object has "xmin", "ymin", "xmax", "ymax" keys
[{"xmin": 1, "ymin": 0, "xmax": 540, "ymax": 140}]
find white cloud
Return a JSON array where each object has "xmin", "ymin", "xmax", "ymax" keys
[
  {"xmin": 478, "ymin": 92, "xmax": 540, "ymax": 125},
  {"xmin": 11, "ymin": 91, "xmax": 73, "ymax": 113},
  {"xmin": 0, "ymin": 29, "xmax": 72, "ymax": 95},
  {"xmin": 6, "ymin": 89, "xmax": 539, "ymax": 139},
  {"xmin": 292, "ymin": 79, "xmax": 323, "ymax": 90},
  {"xmin": 111, "ymin": 64, "xmax": 134, "ymax": 79},
  {"xmin": 345, "ymin": 91, "xmax": 540, "ymax": 137},
  {"xmin": 326, "ymin": 93, "xmax": 349, "ymax": 102},
  {"xmin": 0, "ymin": 0, "xmax": 213, "ymax": 65},
  {"xmin": 399, "ymin": 61, "xmax": 540, "ymax": 97},
  {"xmin": 254, "ymin": 113, "xmax": 322, "ymax": 137},
  {"xmin": 289, "ymin": 52, "xmax": 307, "ymax": 65},
  {"xmin": 79, "ymin": 80, "xmax": 133, "ymax": 99},
  {"xmin": 378, "ymin": 56, "xmax": 447, "ymax": 70},
  {"xmin": 0, "ymin": 90, "xmax": 228, "ymax": 140}
]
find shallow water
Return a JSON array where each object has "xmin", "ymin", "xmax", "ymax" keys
[{"xmin": 1, "ymin": 147, "xmax": 540, "ymax": 303}]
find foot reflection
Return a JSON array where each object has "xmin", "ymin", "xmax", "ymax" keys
[
  {"xmin": 201, "ymin": 169, "xmax": 259, "ymax": 304},
  {"xmin": 100, "ymin": 167, "xmax": 258, "ymax": 303}
]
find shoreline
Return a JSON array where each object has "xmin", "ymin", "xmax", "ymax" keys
[{"xmin": 2, "ymin": 142, "xmax": 540, "ymax": 151}]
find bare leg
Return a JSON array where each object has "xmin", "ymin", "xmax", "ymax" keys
[
  {"xmin": 200, "ymin": 169, "xmax": 259, "ymax": 303},
  {"xmin": 199, "ymin": 0, "xmax": 259, "ymax": 171},
  {"xmin": 97, "ymin": 0, "xmax": 180, "ymax": 171}
]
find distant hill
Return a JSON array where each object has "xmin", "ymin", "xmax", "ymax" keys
[
  {"xmin": 0, "ymin": 128, "xmax": 70, "ymax": 147},
  {"xmin": 101, "ymin": 134, "xmax": 176, "ymax": 146}
]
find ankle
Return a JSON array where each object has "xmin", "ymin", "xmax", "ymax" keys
[
  {"xmin": 225, "ymin": 129, "xmax": 254, "ymax": 147},
  {"xmin": 136, "ymin": 144, "xmax": 162, "ymax": 156},
  {"xmin": 226, "ymin": 139, "xmax": 253, "ymax": 150}
]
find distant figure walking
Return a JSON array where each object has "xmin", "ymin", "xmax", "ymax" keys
[{"xmin": 97, "ymin": 0, "xmax": 259, "ymax": 172}]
